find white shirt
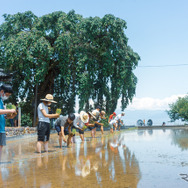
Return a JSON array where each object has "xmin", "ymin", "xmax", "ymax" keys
[
  {"xmin": 37, "ymin": 102, "xmax": 50, "ymax": 123},
  {"xmin": 114, "ymin": 114, "xmax": 122, "ymax": 121},
  {"xmin": 73, "ymin": 113, "xmax": 85, "ymax": 129},
  {"xmin": 109, "ymin": 119, "xmax": 117, "ymax": 125}
]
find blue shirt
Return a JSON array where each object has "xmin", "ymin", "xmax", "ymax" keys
[{"xmin": 0, "ymin": 98, "xmax": 5, "ymax": 133}]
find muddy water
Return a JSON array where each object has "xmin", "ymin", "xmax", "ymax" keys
[{"xmin": 0, "ymin": 128, "xmax": 188, "ymax": 188}]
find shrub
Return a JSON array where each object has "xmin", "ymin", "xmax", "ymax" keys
[{"xmin": 21, "ymin": 113, "xmax": 33, "ymax": 127}]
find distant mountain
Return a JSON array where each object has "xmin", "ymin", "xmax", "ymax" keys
[{"xmin": 114, "ymin": 109, "xmax": 185, "ymax": 126}]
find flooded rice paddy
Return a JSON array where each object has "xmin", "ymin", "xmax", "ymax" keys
[{"xmin": 0, "ymin": 128, "xmax": 188, "ymax": 188}]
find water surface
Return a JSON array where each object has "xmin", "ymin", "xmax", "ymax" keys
[{"xmin": 0, "ymin": 128, "xmax": 188, "ymax": 187}]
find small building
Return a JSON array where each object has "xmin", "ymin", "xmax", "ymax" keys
[{"xmin": 0, "ymin": 68, "xmax": 13, "ymax": 82}]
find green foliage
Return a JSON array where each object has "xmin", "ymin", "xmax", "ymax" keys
[
  {"xmin": 167, "ymin": 95, "xmax": 188, "ymax": 122},
  {"xmin": 0, "ymin": 10, "xmax": 140, "ymax": 121},
  {"xmin": 6, "ymin": 103, "xmax": 16, "ymax": 110},
  {"xmin": 21, "ymin": 113, "xmax": 33, "ymax": 127},
  {"xmin": 5, "ymin": 119, "xmax": 11, "ymax": 127},
  {"xmin": 100, "ymin": 117, "xmax": 109, "ymax": 127}
]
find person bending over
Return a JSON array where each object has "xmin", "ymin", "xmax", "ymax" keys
[{"xmin": 55, "ymin": 113, "xmax": 75, "ymax": 147}]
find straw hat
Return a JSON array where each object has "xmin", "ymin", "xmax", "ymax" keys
[
  {"xmin": 41, "ymin": 94, "xmax": 57, "ymax": 103},
  {"xmin": 80, "ymin": 111, "xmax": 89, "ymax": 123},
  {"xmin": 101, "ymin": 110, "xmax": 106, "ymax": 116}
]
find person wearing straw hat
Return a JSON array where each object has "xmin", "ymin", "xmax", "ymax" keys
[
  {"xmin": 94, "ymin": 110, "xmax": 106, "ymax": 135},
  {"xmin": 87, "ymin": 108, "xmax": 106, "ymax": 138},
  {"xmin": 114, "ymin": 112, "xmax": 125, "ymax": 131},
  {"xmin": 73, "ymin": 111, "xmax": 89, "ymax": 142},
  {"xmin": 87, "ymin": 110, "xmax": 100, "ymax": 138},
  {"xmin": 36, "ymin": 94, "xmax": 60, "ymax": 153}
]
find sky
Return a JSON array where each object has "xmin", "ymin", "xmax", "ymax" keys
[{"xmin": 0, "ymin": 0, "xmax": 188, "ymax": 115}]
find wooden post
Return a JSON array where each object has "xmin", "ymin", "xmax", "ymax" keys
[{"xmin": 18, "ymin": 107, "xmax": 21, "ymax": 127}]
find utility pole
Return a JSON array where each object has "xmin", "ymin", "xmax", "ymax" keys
[{"xmin": 33, "ymin": 84, "xmax": 38, "ymax": 127}]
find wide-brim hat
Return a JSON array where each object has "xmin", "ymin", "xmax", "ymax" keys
[
  {"xmin": 88, "ymin": 111, "xmax": 96, "ymax": 119},
  {"xmin": 80, "ymin": 111, "xmax": 89, "ymax": 123},
  {"xmin": 88, "ymin": 111, "xmax": 100, "ymax": 119},
  {"xmin": 92, "ymin": 110, "xmax": 100, "ymax": 117},
  {"xmin": 41, "ymin": 94, "xmax": 57, "ymax": 103}
]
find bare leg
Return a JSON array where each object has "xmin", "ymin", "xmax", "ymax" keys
[
  {"xmin": 101, "ymin": 126, "xmax": 104, "ymax": 134},
  {"xmin": 114, "ymin": 124, "xmax": 117, "ymax": 132},
  {"xmin": 94, "ymin": 128, "xmax": 96, "ymax": 137},
  {"xmin": 0, "ymin": 146, "xmax": 3, "ymax": 162},
  {"xmin": 110, "ymin": 128, "xmax": 113, "ymax": 133},
  {"xmin": 36, "ymin": 141, "xmax": 43, "ymax": 153},
  {"xmin": 67, "ymin": 135, "xmax": 72, "ymax": 146},
  {"xmin": 91, "ymin": 129, "xmax": 95, "ymax": 138},
  {"xmin": 44, "ymin": 141, "xmax": 48, "ymax": 152},
  {"xmin": 80, "ymin": 134, "xmax": 84, "ymax": 141},
  {"xmin": 59, "ymin": 135, "xmax": 62, "ymax": 148}
]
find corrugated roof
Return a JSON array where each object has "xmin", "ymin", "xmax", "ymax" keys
[{"xmin": 0, "ymin": 69, "xmax": 13, "ymax": 81}]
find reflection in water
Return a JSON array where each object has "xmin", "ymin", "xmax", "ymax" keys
[
  {"xmin": 171, "ymin": 129, "xmax": 188, "ymax": 150},
  {"xmin": 147, "ymin": 129, "xmax": 153, "ymax": 135},
  {"xmin": 137, "ymin": 130, "xmax": 146, "ymax": 136},
  {"xmin": 0, "ymin": 133, "xmax": 141, "ymax": 187},
  {"xmin": 108, "ymin": 135, "xmax": 141, "ymax": 187}
]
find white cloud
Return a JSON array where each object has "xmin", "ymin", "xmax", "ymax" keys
[
  {"xmin": 117, "ymin": 94, "xmax": 187, "ymax": 111},
  {"xmin": 75, "ymin": 94, "xmax": 187, "ymax": 112}
]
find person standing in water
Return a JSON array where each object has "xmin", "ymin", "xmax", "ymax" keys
[
  {"xmin": 0, "ymin": 84, "xmax": 16, "ymax": 161},
  {"xmin": 36, "ymin": 94, "xmax": 59, "ymax": 153}
]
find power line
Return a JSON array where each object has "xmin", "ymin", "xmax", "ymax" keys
[{"xmin": 138, "ymin": 64, "xmax": 188, "ymax": 68}]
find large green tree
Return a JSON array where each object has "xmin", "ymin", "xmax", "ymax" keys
[
  {"xmin": 167, "ymin": 95, "xmax": 188, "ymax": 122},
  {"xmin": 0, "ymin": 10, "xmax": 140, "ymax": 120}
]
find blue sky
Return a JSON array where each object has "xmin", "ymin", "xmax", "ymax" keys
[{"xmin": 0, "ymin": 0, "xmax": 188, "ymax": 112}]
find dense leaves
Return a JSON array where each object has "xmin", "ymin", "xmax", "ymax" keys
[
  {"xmin": 0, "ymin": 10, "xmax": 140, "ymax": 121},
  {"xmin": 167, "ymin": 95, "xmax": 188, "ymax": 122}
]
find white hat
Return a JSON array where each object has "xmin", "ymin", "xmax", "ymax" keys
[
  {"xmin": 80, "ymin": 111, "xmax": 89, "ymax": 123},
  {"xmin": 92, "ymin": 110, "xmax": 100, "ymax": 117},
  {"xmin": 88, "ymin": 111, "xmax": 96, "ymax": 119},
  {"xmin": 41, "ymin": 94, "xmax": 57, "ymax": 103}
]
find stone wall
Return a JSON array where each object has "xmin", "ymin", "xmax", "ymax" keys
[{"xmin": 5, "ymin": 127, "xmax": 37, "ymax": 137}]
